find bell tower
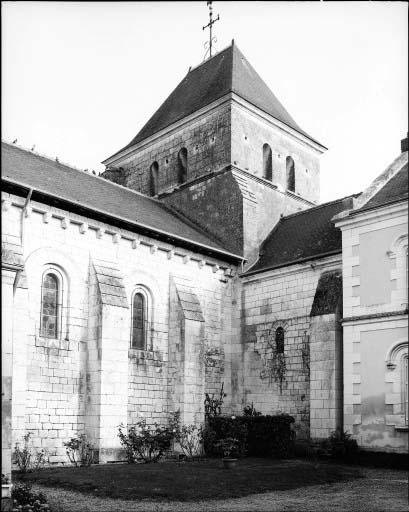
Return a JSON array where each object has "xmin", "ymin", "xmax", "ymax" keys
[{"xmin": 102, "ymin": 42, "xmax": 326, "ymax": 265}]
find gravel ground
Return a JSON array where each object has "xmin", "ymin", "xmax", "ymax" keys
[{"xmin": 31, "ymin": 466, "xmax": 408, "ymax": 512}]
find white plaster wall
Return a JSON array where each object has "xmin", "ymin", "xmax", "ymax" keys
[{"xmin": 339, "ymin": 201, "xmax": 408, "ymax": 453}]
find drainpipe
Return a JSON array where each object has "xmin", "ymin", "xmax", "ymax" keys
[{"xmin": 21, "ymin": 188, "xmax": 33, "ymax": 248}]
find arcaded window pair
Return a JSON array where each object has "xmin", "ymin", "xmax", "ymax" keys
[
  {"xmin": 150, "ymin": 147, "xmax": 188, "ymax": 195},
  {"xmin": 262, "ymin": 144, "xmax": 295, "ymax": 192}
]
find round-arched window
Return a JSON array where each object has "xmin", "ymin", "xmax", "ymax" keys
[
  {"xmin": 131, "ymin": 292, "xmax": 146, "ymax": 350},
  {"xmin": 41, "ymin": 272, "xmax": 60, "ymax": 338}
]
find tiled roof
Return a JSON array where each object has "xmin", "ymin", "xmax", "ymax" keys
[
  {"xmin": 1, "ymin": 142, "xmax": 241, "ymax": 260},
  {"xmin": 107, "ymin": 43, "xmax": 323, "ymax": 160},
  {"xmin": 246, "ymin": 195, "xmax": 356, "ymax": 275},
  {"xmin": 355, "ymin": 163, "xmax": 408, "ymax": 212}
]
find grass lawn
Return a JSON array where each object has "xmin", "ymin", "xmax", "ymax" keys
[{"xmin": 14, "ymin": 458, "xmax": 363, "ymax": 501}]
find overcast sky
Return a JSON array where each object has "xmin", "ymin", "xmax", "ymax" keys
[{"xmin": 2, "ymin": 1, "xmax": 408, "ymax": 202}]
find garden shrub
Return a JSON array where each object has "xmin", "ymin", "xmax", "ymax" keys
[
  {"xmin": 204, "ymin": 414, "xmax": 295, "ymax": 458},
  {"xmin": 11, "ymin": 482, "xmax": 50, "ymax": 511},
  {"xmin": 63, "ymin": 434, "xmax": 95, "ymax": 467},
  {"xmin": 204, "ymin": 416, "xmax": 248, "ymax": 457},
  {"xmin": 118, "ymin": 420, "xmax": 174, "ymax": 463},
  {"xmin": 326, "ymin": 429, "xmax": 359, "ymax": 462},
  {"xmin": 13, "ymin": 433, "xmax": 47, "ymax": 473},
  {"xmin": 243, "ymin": 414, "xmax": 295, "ymax": 457}
]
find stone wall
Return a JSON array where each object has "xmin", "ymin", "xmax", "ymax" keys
[
  {"xmin": 238, "ymin": 257, "xmax": 342, "ymax": 439},
  {"xmin": 162, "ymin": 170, "xmax": 244, "ymax": 256},
  {"xmin": 2, "ymin": 191, "xmax": 236, "ymax": 464},
  {"xmin": 231, "ymin": 102, "xmax": 321, "ymax": 204},
  {"xmin": 103, "ymin": 103, "xmax": 231, "ymax": 196}
]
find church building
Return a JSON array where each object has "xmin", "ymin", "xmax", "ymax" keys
[{"xmin": 2, "ymin": 41, "xmax": 408, "ymax": 478}]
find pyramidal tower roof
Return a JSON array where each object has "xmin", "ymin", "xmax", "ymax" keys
[{"xmin": 109, "ymin": 42, "xmax": 322, "ymax": 160}]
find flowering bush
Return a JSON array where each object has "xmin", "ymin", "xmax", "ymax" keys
[
  {"xmin": 13, "ymin": 433, "xmax": 47, "ymax": 473},
  {"xmin": 63, "ymin": 434, "xmax": 95, "ymax": 467},
  {"xmin": 168, "ymin": 412, "xmax": 204, "ymax": 460},
  {"xmin": 118, "ymin": 420, "xmax": 174, "ymax": 463},
  {"xmin": 11, "ymin": 482, "xmax": 50, "ymax": 511}
]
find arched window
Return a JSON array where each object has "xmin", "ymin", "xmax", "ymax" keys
[
  {"xmin": 41, "ymin": 272, "xmax": 60, "ymax": 338},
  {"xmin": 385, "ymin": 340, "xmax": 408, "ymax": 427},
  {"xmin": 150, "ymin": 161, "xmax": 159, "ymax": 196},
  {"xmin": 131, "ymin": 292, "xmax": 147, "ymax": 350},
  {"xmin": 286, "ymin": 156, "xmax": 295, "ymax": 192},
  {"xmin": 177, "ymin": 148, "xmax": 188, "ymax": 184},
  {"xmin": 262, "ymin": 144, "xmax": 273, "ymax": 181},
  {"xmin": 275, "ymin": 327, "xmax": 285, "ymax": 354}
]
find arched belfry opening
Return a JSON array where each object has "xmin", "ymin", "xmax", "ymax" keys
[
  {"xmin": 177, "ymin": 148, "xmax": 188, "ymax": 184},
  {"xmin": 150, "ymin": 161, "xmax": 159, "ymax": 195},
  {"xmin": 262, "ymin": 144, "xmax": 273, "ymax": 181},
  {"xmin": 286, "ymin": 156, "xmax": 295, "ymax": 192}
]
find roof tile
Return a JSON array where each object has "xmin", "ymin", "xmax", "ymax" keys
[
  {"xmin": 2, "ymin": 142, "xmax": 232, "ymax": 256},
  {"xmin": 108, "ymin": 43, "xmax": 323, "ymax": 159},
  {"xmin": 247, "ymin": 196, "xmax": 356, "ymax": 274}
]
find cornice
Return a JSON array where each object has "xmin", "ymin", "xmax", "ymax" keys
[
  {"xmin": 242, "ymin": 253, "xmax": 342, "ymax": 283},
  {"xmin": 230, "ymin": 94, "xmax": 327, "ymax": 155},
  {"xmin": 103, "ymin": 88, "xmax": 327, "ymax": 167},
  {"xmin": 102, "ymin": 94, "xmax": 232, "ymax": 166},
  {"xmin": 334, "ymin": 201, "xmax": 408, "ymax": 230},
  {"xmin": 342, "ymin": 310, "xmax": 408, "ymax": 326}
]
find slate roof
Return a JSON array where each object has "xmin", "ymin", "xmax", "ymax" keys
[
  {"xmin": 106, "ymin": 42, "xmax": 323, "ymax": 160},
  {"xmin": 355, "ymin": 163, "xmax": 408, "ymax": 213},
  {"xmin": 246, "ymin": 195, "xmax": 356, "ymax": 275},
  {"xmin": 1, "ymin": 142, "xmax": 241, "ymax": 260}
]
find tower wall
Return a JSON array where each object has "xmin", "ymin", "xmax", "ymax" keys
[
  {"xmin": 162, "ymin": 170, "xmax": 244, "ymax": 256},
  {"xmin": 102, "ymin": 102, "xmax": 231, "ymax": 196},
  {"xmin": 231, "ymin": 102, "xmax": 321, "ymax": 204}
]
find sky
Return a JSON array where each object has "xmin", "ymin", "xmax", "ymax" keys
[{"xmin": 2, "ymin": 1, "xmax": 408, "ymax": 202}]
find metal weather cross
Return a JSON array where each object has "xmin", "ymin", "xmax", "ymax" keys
[{"xmin": 203, "ymin": 1, "xmax": 220, "ymax": 60}]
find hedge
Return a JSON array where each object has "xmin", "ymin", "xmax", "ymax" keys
[{"xmin": 204, "ymin": 414, "xmax": 295, "ymax": 458}]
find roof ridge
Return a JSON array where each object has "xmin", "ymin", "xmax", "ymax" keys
[
  {"xmin": 188, "ymin": 42, "xmax": 233, "ymax": 73},
  {"xmin": 2, "ymin": 140, "xmax": 92, "ymax": 175},
  {"xmin": 280, "ymin": 193, "xmax": 359, "ymax": 221},
  {"xmin": 2, "ymin": 140, "xmax": 175, "ymax": 206},
  {"xmin": 353, "ymin": 151, "xmax": 408, "ymax": 210}
]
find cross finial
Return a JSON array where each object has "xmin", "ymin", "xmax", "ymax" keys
[{"xmin": 203, "ymin": 1, "xmax": 220, "ymax": 60}]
